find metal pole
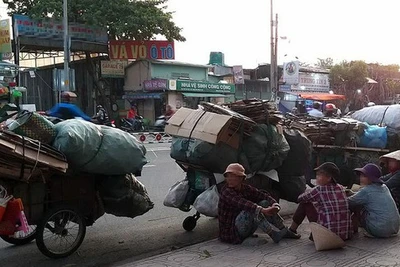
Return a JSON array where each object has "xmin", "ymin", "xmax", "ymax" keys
[
  {"xmin": 63, "ymin": 0, "xmax": 69, "ymax": 92},
  {"xmin": 270, "ymin": 0, "xmax": 275, "ymax": 98},
  {"xmin": 274, "ymin": 13, "xmax": 278, "ymax": 100}
]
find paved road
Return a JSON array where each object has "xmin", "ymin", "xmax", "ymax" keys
[{"xmin": 0, "ymin": 143, "xmax": 297, "ymax": 267}]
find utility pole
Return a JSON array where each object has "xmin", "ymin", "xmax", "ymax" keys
[
  {"xmin": 63, "ymin": 0, "xmax": 69, "ymax": 92},
  {"xmin": 273, "ymin": 13, "xmax": 278, "ymax": 101},
  {"xmin": 270, "ymin": 0, "xmax": 275, "ymax": 99}
]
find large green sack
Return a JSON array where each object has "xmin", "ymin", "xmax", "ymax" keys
[
  {"xmin": 170, "ymin": 137, "xmax": 249, "ymax": 173},
  {"xmin": 98, "ymin": 174, "xmax": 154, "ymax": 218},
  {"xmin": 53, "ymin": 119, "xmax": 147, "ymax": 175},
  {"xmin": 243, "ymin": 124, "xmax": 290, "ymax": 173}
]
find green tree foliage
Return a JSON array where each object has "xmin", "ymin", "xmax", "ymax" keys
[{"xmin": 3, "ymin": 0, "xmax": 186, "ymax": 41}]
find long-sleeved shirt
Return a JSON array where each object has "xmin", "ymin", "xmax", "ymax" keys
[
  {"xmin": 297, "ymin": 183, "xmax": 351, "ymax": 240},
  {"xmin": 348, "ymin": 184, "xmax": 400, "ymax": 238},
  {"xmin": 218, "ymin": 184, "xmax": 276, "ymax": 244}
]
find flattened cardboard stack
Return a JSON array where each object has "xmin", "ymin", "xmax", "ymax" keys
[
  {"xmin": 228, "ymin": 99, "xmax": 282, "ymax": 125},
  {"xmin": 200, "ymin": 102, "xmax": 256, "ymax": 137},
  {"xmin": 0, "ymin": 131, "xmax": 68, "ymax": 181}
]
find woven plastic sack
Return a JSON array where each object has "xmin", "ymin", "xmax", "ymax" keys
[
  {"xmin": 53, "ymin": 119, "xmax": 147, "ymax": 175},
  {"xmin": 163, "ymin": 180, "xmax": 189, "ymax": 208},
  {"xmin": 193, "ymin": 185, "xmax": 219, "ymax": 217},
  {"xmin": 9, "ymin": 111, "xmax": 56, "ymax": 144}
]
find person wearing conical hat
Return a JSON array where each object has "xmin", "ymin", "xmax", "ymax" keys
[
  {"xmin": 349, "ymin": 163, "xmax": 400, "ymax": 238},
  {"xmin": 380, "ymin": 150, "xmax": 400, "ymax": 212}
]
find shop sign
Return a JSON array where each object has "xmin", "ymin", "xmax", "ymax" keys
[
  {"xmin": 283, "ymin": 61, "xmax": 300, "ymax": 85},
  {"xmin": 143, "ymin": 79, "xmax": 168, "ymax": 91},
  {"xmin": 109, "ymin": 40, "xmax": 175, "ymax": 60},
  {"xmin": 13, "ymin": 14, "xmax": 108, "ymax": 43},
  {"xmin": 0, "ymin": 19, "xmax": 11, "ymax": 53},
  {"xmin": 101, "ymin": 60, "xmax": 128, "ymax": 78},
  {"xmin": 232, "ymin": 65, "xmax": 244, "ymax": 84},
  {"xmin": 174, "ymin": 80, "xmax": 235, "ymax": 94},
  {"xmin": 298, "ymin": 72, "xmax": 330, "ymax": 92},
  {"xmin": 123, "ymin": 92, "xmax": 162, "ymax": 100}
]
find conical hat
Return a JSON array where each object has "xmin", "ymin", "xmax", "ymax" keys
[
  {"xmin": 309, "ymin": 222, "xmax": 346, "ymax": 251},
  {"xmin": 380, "ymin": 150, "xmax": 400, "ymax": 162}
]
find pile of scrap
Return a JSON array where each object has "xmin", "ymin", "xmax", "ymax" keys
[
  {"xmin": 287, "ymin": 116, "xmax": 360, "ymax": 146},
  {"xmin": 0, "ymin": 131, "xmax": 68, "ymax": 181},
  {"xmin": 227, "ymin": 99, "xmax": 283, "ymax": 124},
  {"xmin": 200, "ymin": 102, "xmax": 256, "ymax": 136}
]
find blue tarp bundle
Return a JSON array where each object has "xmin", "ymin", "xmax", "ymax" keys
[{"xmin": 48, "ymin": 103, "xmax": 92, "ymax": 121}]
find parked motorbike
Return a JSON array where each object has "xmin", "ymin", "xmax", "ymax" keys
[
  {"xmin": 120, "ymin": 116, "xmax": 144, "ymax": 132},
  {"xmin": 154, "ymin": 115, "xmax": 168, "ymax": 131}
]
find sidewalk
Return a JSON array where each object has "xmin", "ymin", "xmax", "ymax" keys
[{"xmin": 115, "ymin": 217, "xmax": 400, "ymax": 267}]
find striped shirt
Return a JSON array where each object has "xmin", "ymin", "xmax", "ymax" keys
[{"xmin": 298, "ymin": 183, "xmax": 352, "ymax": 240}]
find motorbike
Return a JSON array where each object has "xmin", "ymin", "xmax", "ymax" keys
[
  {"xmin": 120, "ymin": 116, "xmax": 144, "ymax": 132},
  {"xmin": 154, "ymin": 115, "xmax": 168, "ymax": 131}
]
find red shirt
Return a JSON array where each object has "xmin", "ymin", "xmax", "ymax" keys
[
  {"xmin": 298, "ymin": 183, "xmax": 352, "ymax": 240},
  {"xmin": 218, "ymin": 184, "xmax": 277, "ymax": 244},
  {"xmin": 127, "ymin": 109, "xmax": 136, "ymax": 119}
]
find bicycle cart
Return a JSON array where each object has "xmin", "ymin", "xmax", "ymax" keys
[{"xmin": 0, "ymin": 171, "xmax": 104, "ymax": 259}]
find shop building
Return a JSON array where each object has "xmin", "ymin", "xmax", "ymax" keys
[{"xmin": 123, "ymin": 59, "xmax": 235, "ymax": 123}]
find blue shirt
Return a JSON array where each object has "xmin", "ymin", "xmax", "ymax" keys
[
  {"xmin": 308, "ymin": 108, "xmax": 324, "ymax": 118},
  {"xmin": 348, "ymin": 184, "xmax": 400, "ymax": 237}
]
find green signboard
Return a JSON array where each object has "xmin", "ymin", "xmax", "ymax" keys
[{"xmin": 175, "ymin": 80, "xmax": 235, "ymax": 94}]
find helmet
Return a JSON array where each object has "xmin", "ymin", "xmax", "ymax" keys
[
  {"xmin": 325, "ymin": 103, "xmax": 337, "ymax": 111},
  {"xmin": 367, "ymin": 102, "xmax": 375, "ymax": 107}
]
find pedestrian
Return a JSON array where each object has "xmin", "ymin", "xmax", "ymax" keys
[
  {"xmin": 289, "ymin": 162, "xmax": 352, "ymax": 241},
  {"xmin": 380, "ymin": 150, "xmax": 400, "ymax": 211},
  {"xmin": 218, "ymin": 163, "xmax": 300, "ymax": 244},
  {"xmin": 308, "ymin": 102, "xmax": 324, "ymax": 118},
  {"xmin": 349, "ymin": 163, "xmax": 400, "ymax": 238}
]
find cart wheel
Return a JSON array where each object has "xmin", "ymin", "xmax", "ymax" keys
[
  {"xmin": 0, "ymin": 225, "xmax": 37, "ymax": 246},
  {"xmin": 36, "ymin": 206, "xmax": 86, "ymax": 259},
  {"xmin": 183, "ymin": 216, "xmax": 197, "ymax": 231}
]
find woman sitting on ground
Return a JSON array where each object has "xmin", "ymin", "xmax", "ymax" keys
[
  {"xmin": 218, "ymin": 163, "xmax": 300, "ymax": 244},
  {"xmin": 289, "ymin": 162, "xmax": 352, "ymax": 241},
  {"xmin": 349, "ymin": 163, "xmax": 400, "ymax": 238},
  {"xmin": 380, "ymin": 151, "xmax": 400, "ymax": 212}
]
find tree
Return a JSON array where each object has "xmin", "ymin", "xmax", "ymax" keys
[
  {"xmin": 4, "ymin": 0, "xmax": 186, "ymax": 41},
  {"xmin": 4, "ymin": 0, "xmax": 186, "ymax": 110},
  {"xmin": 367, "ymin": 63, "xmax": 400, "ymax": 103},
  {"xmin": 315, "ymin": 57, "xmax": 333, "ymax": 69},
  {"xmin": 329, "ymin": 60, "xmax": 368, "ymax": 110}
]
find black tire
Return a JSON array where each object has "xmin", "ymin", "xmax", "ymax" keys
[
  {"xmin": 183, "ymin": 216, "xmax": 197, "ymax": 232},
  {"xmin": 36, "ymin": 206, "xmax": 86, "ymax": 259},
  {"xmin": 0, "ymin": 225, "xmax": 37, "ymax": 246}
]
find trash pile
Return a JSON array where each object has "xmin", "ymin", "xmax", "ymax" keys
[
  {"xmin": 165, "ymin": 100, "xmax": 312, "ymax": 209},
  {"xmin": 0, "ymin": 107, "xmax": 153, "ymax": 219}
]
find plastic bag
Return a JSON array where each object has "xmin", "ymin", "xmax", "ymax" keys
[
  {"xmin": 359, "ymin": 124, "xmax": 387, "ymax": 149},
  {"xmin": 163, "ymin": 180, "xmax": 189, "ymax": 208},
  {"xmin": 193, "ymin": 185, "xmax": 219, "ymax": 217}
]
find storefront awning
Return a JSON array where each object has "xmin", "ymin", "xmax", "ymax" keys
[
  {"xmin": 122, "ymin": 92, "xmax": 163, "ymax": 100},
  {"xmin": 298, "ymin": 93, "xmax": 345, "ymax": 101},
  {"xmin": 182, "ymin": 93, "xmax": 230, "ymax": 98}
]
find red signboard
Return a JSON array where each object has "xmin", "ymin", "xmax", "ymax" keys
[{"xmin": 109, "ymin": 40, "xmax": 175, "ymax": 60}]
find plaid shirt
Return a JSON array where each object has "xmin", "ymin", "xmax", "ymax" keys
[
  {"xmin": 298, "ymin": 183, "xmax": 352, "ymax": 240},
  {"xmin": 218, "ymin": 184, "xmax": 277, "ymax": 244}
]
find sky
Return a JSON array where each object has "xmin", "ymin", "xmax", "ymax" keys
[{"xmin": 1, "ymin": 0, "xmax": 400, "ymax": 68}]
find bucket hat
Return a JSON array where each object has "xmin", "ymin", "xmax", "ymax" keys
[
  {"xmin": 223, "ymin": 163, "xmax": 246, "ymax": 178},
  {"xmin": 314, "ymin": 162, "xmax": 340, "ymax": 183},
  {"xmin": 354, "ymin": 163, "xmax": 383, "ymax": 184}
]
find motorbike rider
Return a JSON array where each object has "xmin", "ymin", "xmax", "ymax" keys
[
  {"xmin": 96, "ymin": 105, "xmax": 110, "ymax": 125},
  {"xmin": 164, "ymin": 104, "xmax": 175, "ymax": 119},
  {"xmin": 325, "ymin": 103, "xmax": 338, "ymax": 117}
]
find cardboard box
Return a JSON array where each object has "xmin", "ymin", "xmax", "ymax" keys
[{"xmin": 165, "ymin": 108, "xmax": 240, "ymax": 148}]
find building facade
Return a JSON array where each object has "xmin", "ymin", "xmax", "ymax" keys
[{"xmin": 123, "ymin": 60, "xmax": 235, "ymax": 123}]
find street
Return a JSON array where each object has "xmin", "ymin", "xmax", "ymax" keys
[{"xmin": 0, "ymin": 143, "xmax": 220, "ymax": 267}]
